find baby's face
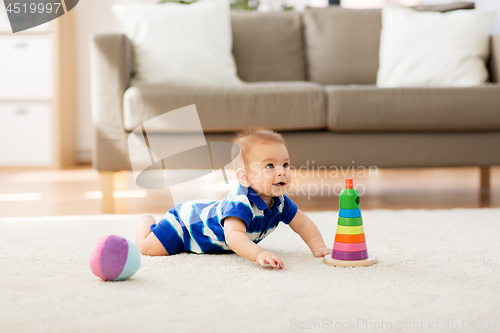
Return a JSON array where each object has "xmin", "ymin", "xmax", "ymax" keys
[{"xmin": 245, "ymin": 143, "xmax": 292, "ymax": 199}]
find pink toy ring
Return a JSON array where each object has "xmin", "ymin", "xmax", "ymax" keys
[{"xmin": 333, "ymin": 241, "xmax": 367, "ymax": 252}]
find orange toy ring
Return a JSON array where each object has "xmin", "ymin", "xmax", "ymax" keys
[{"xmin": 335, "ymin": 233, "xmax": 366, "ymax": 243}]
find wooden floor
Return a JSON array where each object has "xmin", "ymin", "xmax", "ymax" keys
[{"xmin": 0, "ymin": 165, "xmax": 499, "ymax": 217}]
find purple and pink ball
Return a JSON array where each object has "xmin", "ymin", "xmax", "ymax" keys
[{"xmin": 89, "ymin": 235, "xmax": 141, "ymax": 281}]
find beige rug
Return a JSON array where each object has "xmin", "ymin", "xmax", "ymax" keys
[{"xmin": 1, "ymin": 209, "xmax": 500, "ymax": 333}]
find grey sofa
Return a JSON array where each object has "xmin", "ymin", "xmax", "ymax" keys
[{"xmin": 91, "ymin": 6, "xmax": 500, "ymax": 212}]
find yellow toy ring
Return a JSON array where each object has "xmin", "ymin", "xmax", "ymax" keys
[{"xmin": 335, "ymin": 225, "xmax": 364, "ymax": 235}]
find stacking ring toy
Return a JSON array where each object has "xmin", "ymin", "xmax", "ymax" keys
[{"xmin": 324, "ymin": 178, "xmax": 377, "ymax": 267}]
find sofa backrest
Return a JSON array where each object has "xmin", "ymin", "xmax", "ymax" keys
[
  {"xmin": 231, "ymin": 11, "xmax": 306, "ymax": 82},
  {"xmin": 302, "ymin": 7, "xmax": 382, "ymax": 85}
]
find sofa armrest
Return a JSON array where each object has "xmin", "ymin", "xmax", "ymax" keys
[
  {"xmin": 489, "ymin": 33, "xmax": 500, "ymax": 83},
  {"xmin": 90, "ymin": 34, "xmax": 133, "ymax": 171}
]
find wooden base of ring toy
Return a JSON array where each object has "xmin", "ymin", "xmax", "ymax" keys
[{"xmin": 323, "ymin": 254, "xmax": 378, "ymax": 267}]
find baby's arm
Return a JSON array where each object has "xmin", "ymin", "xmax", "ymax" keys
[
  {"xmin": 224, "ymin": 217, "xmax": 285, "ymax": 269},
  {"xmin": 289, "ymin": 210, "xmax": 331, "ymax": 257}
]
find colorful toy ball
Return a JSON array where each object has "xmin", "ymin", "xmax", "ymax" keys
[{"xmin": 89, "ymin": 235, "xmax": 141, "ymax": 281}]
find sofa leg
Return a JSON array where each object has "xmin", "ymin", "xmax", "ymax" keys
[
  {"xmin": 101, "ymin": 171, "xmax": 115, "ymax": 214},
  {"xmin": 480, "ymin": 166, "xmax": 491, "ymax": 191},
  {"xmin": 479, "ymin": 166, "xmax": 491, "ymax": 207}
]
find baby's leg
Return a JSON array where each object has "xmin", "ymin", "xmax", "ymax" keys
[{"xmin": 136, "ymin": 215, "xmax": 169, "ymax": 256}]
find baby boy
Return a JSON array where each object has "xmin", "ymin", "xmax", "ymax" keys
[{"xmin": 135, "ymin": 128, "xmax": 331, "ymax": 268}]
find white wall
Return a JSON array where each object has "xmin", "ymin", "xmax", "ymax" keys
[
  {"xmin": 74, "ymin": 0, "xmax": 120, "ymax": 163},
  {"xmin": 419, "ymin": 0, "xmax": 471, "ymax": 3},
  {"xmin": 73, "ymin": 0, "xmax": 157, "ymax": 163},
  {"xmin": 341, "ymin": 0, "xmax": 420, "ymax": 8},
  {"xmin": 476, "ymin": 0, "xmax": 500, "ymax": 35}
]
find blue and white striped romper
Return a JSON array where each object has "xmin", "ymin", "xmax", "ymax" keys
[{"xmin": 150, "ymin": 184, "xmax": 298, "ymax": 255}]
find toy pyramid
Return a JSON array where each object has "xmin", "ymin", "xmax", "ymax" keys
[{"xmin": 324, "ymin": 178, "xmax": 377, "ymax": 267}]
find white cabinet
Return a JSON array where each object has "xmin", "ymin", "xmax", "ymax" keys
[
  {"xmin": 0, "ymin": 33, "xmax": 54, "ymax": 167},
  {"xmin": 0, "ymin": 35, "xmax": 53, "ymax": 99},
  {"xmin": 0, "ymin": 14, "xmax": 75, "ymax": 168},
  {"xmin": 0, "ymin": 103, "xmax": 53, "ymax": 166}
]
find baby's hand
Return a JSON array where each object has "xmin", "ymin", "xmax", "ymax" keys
[
  {"xmin": 313, "ymin": 246, "xmax": 332, "ymax": 258},
  {"xmin": 256, "ymin": 251, "xmax": 284, "ymax": 269}
]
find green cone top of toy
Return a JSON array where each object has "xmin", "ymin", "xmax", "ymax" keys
[{"xmin": 339, "ymin": 178, "xmax": 360, "ymax": 210}]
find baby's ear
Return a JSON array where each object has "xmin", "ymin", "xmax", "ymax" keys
[{"xmin": 235, "ymin": 168, "xmax": 250, "ymax": 187}]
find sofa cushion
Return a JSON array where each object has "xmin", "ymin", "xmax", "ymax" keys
[
  {"xmin": 326, "ymin": 84, "xmax": 500, "ymax": 131},
  {"xmin": 112, "ymin": 0, "xmax": 241, "ymax": 87},
  {"xmin": 377, "ymin": 6, "xmax": 495, "ymax": 88},
  {"xmin": 231, "ymin": 11, "xmax": 306, "ymax": 82},
  {"xmin": 123, "ymin": 82, "xmax": 326, "ymax": 133},
  {"xmin": 303, "ymin": 7, "xmax": 382, "ymax": 85}
]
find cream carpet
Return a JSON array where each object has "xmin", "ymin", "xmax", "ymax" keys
[{"xmin": 1, "ymin": 209, "xmax": 500, "ymax": 333}]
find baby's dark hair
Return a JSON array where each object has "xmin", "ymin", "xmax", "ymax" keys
[{"xmin": 232, "ymin": 128, "xmax": 285, "ymax": 169}]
